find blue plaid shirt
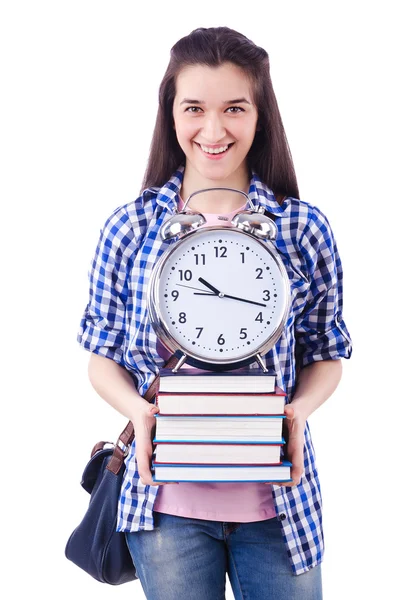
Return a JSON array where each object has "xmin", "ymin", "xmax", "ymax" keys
[{"xmin": 78, "ymin": 165, "xmax": 352, "ymax": 575}]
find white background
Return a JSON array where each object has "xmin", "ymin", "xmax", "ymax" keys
[{"xmin": 1, "ymin": 1, "xmax": 396, "ymax": 598}]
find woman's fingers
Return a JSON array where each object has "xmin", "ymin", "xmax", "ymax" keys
[
  {"xmin": 135, "ymin": 435, "xmax": 159, "ymax": 486},
  {"xmin": 134, "ymin": 414, "xmax": 178, "ymax": 486}
]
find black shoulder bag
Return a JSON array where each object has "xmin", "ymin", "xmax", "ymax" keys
[{"xmin": 65, "ymin": 355, "xmax": 178, "ymax": 585}]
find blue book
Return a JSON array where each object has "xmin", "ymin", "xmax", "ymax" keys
[
  {"xmin": 152, "ymin": 461, "xmax": 293, "ymax": 483},
  {"xmin": 153, "ymin": 415, "xmax": 285, "ymax": 443}
]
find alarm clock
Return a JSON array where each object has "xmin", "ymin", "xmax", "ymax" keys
[{"xmin": 147, "ymin": 188, "xmax": 291, "ymax": 372}]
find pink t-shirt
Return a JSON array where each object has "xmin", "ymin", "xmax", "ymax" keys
[{"xmin": 153, "ymin": 202, "xmax": 276, "ymax": 522}]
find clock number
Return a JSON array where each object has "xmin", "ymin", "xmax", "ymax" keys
[
  {"xmin": 240, "ymin": 252, "xmax": 245, "ymax": 263},
  {"xmin": 171, "ymin": 290, "xmax": 179, "ymax": 301},
  {"xmin": 214, "ymin": 246, "xmax": 227, "ymax": 258},
  {"xmin": 239, "ymin": 328, "xmax": 248, "ymax": 339},
  {"xmin": 178, "ymin": 312, "xmax": 187, "ymax": 323},
  {"xmin": 195, "ymin": 327, "xmax": 203, "ymax": 338},
  {"xmin": 255, "ymin": 312, "xmax": 263, "ymax": 323},
  {"xmin": 255, "ymin": 268, "xmax": 263, "ymax": 279},
  {"xmin": 217, "ymin": 334, "xmax": 225, "ymax": 345},
  {"xmin": 178, "ymin": 269, "xmax": 192, "ymax": 281},
  {"xmin": 194, "ymin": 253, "xmax": 206, "ymax": 265},
  {"xmin": 263, "ymin": 290, "xmax": 270, "ymax": 301}
]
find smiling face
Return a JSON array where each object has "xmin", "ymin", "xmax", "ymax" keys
[{"xmin": 172, "ymin": 62, "xmax": 258, "ymax": 197}]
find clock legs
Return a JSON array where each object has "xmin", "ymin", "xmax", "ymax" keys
[
  {"xmin": 255, "ymin": 353, "xmax": 268, "ymax": 373},
  {"xmin": 172, "ymin": 352, "xmax": 188, "ymax": 373}
]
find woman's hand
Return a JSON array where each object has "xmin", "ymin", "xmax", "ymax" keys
[
  {"xmin": 269, "ymin": 404, "xmax": 306, "ymax": 487},
  {"xmin": 87, "ymin": 354, "xmax": 176, "ymax": 486},
  {"xmin": 271, "ymin": 360, "xmax": 343, "ymax": 487},
  {"xmin": 282, "ymin": 404, "xmax": 305, "ymax": 486},
  {"xmin": 133, "ymin": 401, "xmax": 176, "ymax": 486}
]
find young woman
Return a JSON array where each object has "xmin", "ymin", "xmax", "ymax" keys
[{"xmin": 78, "ymin": 26, "xmax": 352, "ymax": 600}]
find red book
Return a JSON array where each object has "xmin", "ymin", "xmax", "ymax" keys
[{"xmin": 156, "ymin": 386, "xmax": 286, "ymax": 416}]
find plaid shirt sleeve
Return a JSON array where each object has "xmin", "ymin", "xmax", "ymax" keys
[
  {"xmin": 77, "ymin": 207, "xmax": 136, "ymax": 367},
  {"xmin": 294, "ymin": 205, "xmax": 352, "ymax": 367}
]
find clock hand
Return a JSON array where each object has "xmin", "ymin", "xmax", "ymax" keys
[
  {"xmin": 222, "ymin": 293, "xmax": 268, "ymax": 308},
  {"xmin": 193, "ymin": 291, "xmax": 268, "ymax": 308},
  {"xmin": 198, "ymin": 277, "xmax": 223, "ymax": 296},
  {"xmin": 176, "ymin": 283, "xmax": 213, "ymax": 294},
  {"xmin": 196, "ymin": 278, "xmax": 267, "ymax": 307}
]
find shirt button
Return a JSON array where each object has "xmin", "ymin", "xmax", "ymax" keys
[{"xmin": 279, "ymin": 513, "xmax": 287, "ymax": 521}]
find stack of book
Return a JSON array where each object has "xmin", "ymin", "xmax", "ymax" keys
[{"xmin": 152, "ymin": 367, "xmax": 292, "ymax": 483}]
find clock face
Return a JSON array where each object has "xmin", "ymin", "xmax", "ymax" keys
[{"xmin": 149, "ymin": 227, "xmax": 290, "ymax": 365}]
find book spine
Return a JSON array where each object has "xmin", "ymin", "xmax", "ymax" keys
[
  {"xmin": 157, "ymin": 387, "xmax": 286, "ymax": 397},
  {"xmin": 156, "ymin": 413, "xmax": 284, "ymax": 417},
  {"xmin": 154, "ymin": 441, "xmax": 284, "ymax": 446},
  {"xmin": 153, "ymin": 461, "xmax": 283, "ymax": 466}
]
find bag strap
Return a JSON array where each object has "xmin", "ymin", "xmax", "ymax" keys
[{"xmin": 104, "ymin": 354, "xmax": 180, "ymax": 474}]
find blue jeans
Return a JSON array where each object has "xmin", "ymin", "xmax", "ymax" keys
[{"xmin": 125, "ymin": 512, "xmax": 322, "ymax": 600}]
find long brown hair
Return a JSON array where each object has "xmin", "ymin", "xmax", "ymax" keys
[{"xmin": 141, "ymin": 27, "xmax": 299, "ymax": 201}]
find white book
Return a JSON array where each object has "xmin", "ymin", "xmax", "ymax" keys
[
  {"xmin": 159, "ymin": 367, "xmax": 276, "ymax": 393},
  {"xmin": 155, "ymin": 442, "xmax": 283, "ymax": 465}
]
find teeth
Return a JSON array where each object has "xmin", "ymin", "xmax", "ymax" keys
[{"xmin": 200, "ymin": 144, "xmax": 229, "ymax": 154}]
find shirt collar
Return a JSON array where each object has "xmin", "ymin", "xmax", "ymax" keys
[
  {"xmin": 147, "ymin": 164, "xmax": 291, "ymax": 217},
  {"xmin": 249, "ymin": 171, "xmax": 291, "ymax": 217}
]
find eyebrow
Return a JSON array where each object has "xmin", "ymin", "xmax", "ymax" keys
[{"xmin": 180, "ymin": 97, "xmax": 251, "ymax": 106}]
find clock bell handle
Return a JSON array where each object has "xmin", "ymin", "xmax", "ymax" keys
[
  {"xmin": 180, "ymin": 187, "xmax": 253, "ymax": 212},
  {"xmin": 161, "ymin": 187, "xmax": 258, "ymax": 242},
  {"xmin": 180, "ymin": 188, "xmax": 278, "ymax": 242}
]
